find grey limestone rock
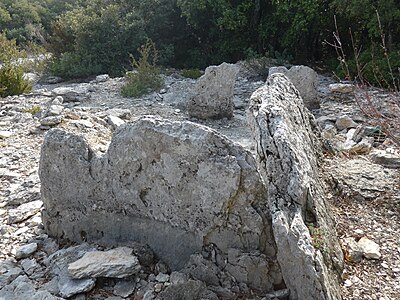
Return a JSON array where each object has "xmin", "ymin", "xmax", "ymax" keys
[
  {"xmin": 42, "ymin": 244, "xmax": 97, "ymax": 298},
  {"xmin": 269, "ymin": 65, "xmax": 320, "ymax": 109},
  {"xmin": 68, "ymin": 247, "xmax": 140, "ymax": 279},
  {"xmin": 248, "ymin": 73, "xmax": 343, "ymax": 300},
  {"xmin": 335, "ymin": 115, "xmax": 358, "ymax": 131},
  {"xmin": 187, "ymin": 62, "xmax": 239, "ymax": 119},
  {"xmin": 7, "ymin": 200, "xmax": 43, "ymax": 224},
  {"xmin": 0, "ymin": 275, "xmax": 62, "ymax": 300},
  {"xmin": 0, "ymin": 260, "xmax": 23, "ymax": 289},
  {"xmin": 39, "ymin": 116, "xmax": 282, "ymax": 294},
  {"xmin": 15, "ymin": 243, "xmax": 38, "ymax": 260}
]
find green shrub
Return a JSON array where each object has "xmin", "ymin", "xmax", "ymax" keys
[
  {"xmin": 181, "ymin": 68, "xmax": 202, "ymax": 79},
  {"xmin": 0, "ymin": 33, "xmax": 32, "ymax": 97},
  {"xmin": 48, "ymin": 52, "xmax": 103, "ymax": 79},
  {"xmin": 121, "ymin": 41, "xmax": 163, "ymax": 98},
  {"xmin": 335, "ymin": 48, "xmax": 400, "ymax": 88},
  {"xmin": 0, "ymin": 65, "xmax": 32, "ymax": 97},
  {"xmin": 23, "ymin": 105, "xmax": 42, "ymax": 115}
]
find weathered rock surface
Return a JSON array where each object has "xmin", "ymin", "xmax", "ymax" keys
[
  {"xmin": 15, "ymin": 243, "xmax": 38, "ymax": 260},
  {"xmin": 249, "ymin": 73, "xmax": 343, "ymax": 300},
  {"xmin": 7, "ymin": 200, "xmax": 42, "ymax": 224},
  {"xmin": 269, "ymin": 65, "xmax": 320, "ymax": 109},
  {"xmin": 328, "ymin": 158, "xmax": 398, "ymax": 201},
  {"xmin": 43, "ymin": 244, "xmax": 97, "ymax": 298},
  {"xmin": 39, "ymin": 116, "xmax": 282, "ymax": 294},
  {"xmin": 68, "ymin": 247, "xmax": 140, "ymax": 279},
  {"xmin": 187, "ymin": 62, "xmax": 239, "ymax": 119},
  {"xmin": 0, "ymin": 275, "xmax": 62, "ymax": 300}
]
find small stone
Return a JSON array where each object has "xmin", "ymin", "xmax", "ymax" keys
[
  {"xmin": 20, "ymin": 258, "xmax": 39, "ymax": 276},
  {"xmin": 344, "ymin": 279, "xmax": 353, "ymax": 287},
  {"xmin": 322, "ymin": 124, "xmax": 337, "ymax": 139},
  {"xmin": 47, "ymin": 105, "xmax": 64, "ymax": 116},
  {"xmin": 59, "ymin": 276, "xmax": 96, "ymax": 298},
  {"xmin": 40, "ymin": 115, "xmax": 63, "ymax": 126},
  {"xmin": 143, "ymin": 290, "xmax": 155, "ymax": 300},
  {"xmin": 113, "ymin": 280, "xmax": 136, "ymax": 298},
  {"xmin": 357, "ymin": 237, "xmax": 381, "ymax": 259},
  {"xmin": 15, "ymin": 243, "xmax": 38, "ymax": 259},
  {"xmin": 392, "ymin": 268, "xmax": 400, "ymax": 272},
  {"xmin": 0, "ymin": 131, "xmax": 12, "ymax": 139},
  {"xmin": 154, "ymin": 283, "xmax": 163, "ymax": 293},
  {"xmin": 335, "ymin": 115, "xmax": 358, "ymax": 131},
  {"xmin": 7, "ymin": 200, "xmax": 43, "ymax": 224},
  {"xmin": 71, "ymin": 119, "xmax": 94, "ymax": 128},
  {"xmin": 329, "ymin": 83, "xmax": 355, "ymax": 93},
  {"xmin": 370, "ymin": 149, "xmax": 400, "ymax": 169},
  {"xmin": 52, "ymin": 96, "xmax": 64, "ymax": 105},
  {"xmin": 169, "ymin": 272, "xmax": 189, "ymax": 285},
  {"xmin": 95, "ymin": 74, "xmax": 110, "ymax": 83},
  {"xmin": 107, "ymin": 115, "xmax": 125, "ymax": 129},
  {"xmin": 155, "ymin": 273, "xmax": 170, "ymax": 283},
  {"xmin": 68, "ymin": 247, "xmax": 140, "ymax": 279}
]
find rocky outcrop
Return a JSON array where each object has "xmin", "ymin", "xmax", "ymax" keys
[
  {"xmin": 269, "ymin": 65, "xmax": 320, "ymax": 109},
  {"xmin": 187, "ymin": 62, "xmax": 239, "ymax": 119},
  {"xmin": 39, "ymin": 116, "xmax": 283, "ymax": 294},
  {"xmin": 248, "ymin": 73, "xmax": 343, "ymax": 300}
]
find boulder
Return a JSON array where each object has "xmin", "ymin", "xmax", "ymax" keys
[
  {"xmin": 39, "ymin": 116, "xmax": 282, "ymax": 294},
  {"xmin": 187, "ymin": 62, "xmax": 239, "ymax": 119},
  {"xmin": 248, "ymin": 73, "xmax": 343, "ymax": 300},
  {"xmin": 269, "ymin": 65, "xmax": 320, "ymax": 109}
]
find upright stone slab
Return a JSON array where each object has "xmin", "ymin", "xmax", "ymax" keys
[
  {"xmin": 248, "ymin": 73, "xmax": 343, "ymax": 300},
  {"xmin": 269, "ymin": 65, "xmax": 320, "ymax": 109},
  {"xmin": 39, "ymin": 116, "xmax": 283, "ymax": 293},
  {"xmin": 187, "ymin": 62, "xmax": 239, "ymax": 119}
]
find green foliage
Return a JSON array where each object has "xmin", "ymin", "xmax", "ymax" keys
[
  {"xmin": 181, "ymin": 68, "xmax": 202, "ymax": 79},
  {"xmin": 307, "ymin": 223, "xmax": 325, "ymax": 251},
  {"xmin": 335, "ymin": 48, "xmax": 400, "ymax": 88},
  {"xmin": 0, "ymin": 33, "xmax": 32, "ymax": 97},
  {"xmin": 48, "ymin": 2, "xmax": 147, "ymax": 78},
  {"xmin": 23, "ymin": 105, "xmax": 42, "ymax": 115},
  {"xmin": 121, "ymin": 41, "xmax": 163, "ymax": 98}
]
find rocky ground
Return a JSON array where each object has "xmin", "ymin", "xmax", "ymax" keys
[{"xmin": 0, "ymin": 65, "xmax": 399, "ymax": 299}]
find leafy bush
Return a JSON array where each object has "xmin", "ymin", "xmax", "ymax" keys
[
  {"xmin": 335, "ymin": 49, "xmax": 400, "ymax": 88},
  {"xmin": 121, "ymin": 41, "xmax": 163, "ymax": 98},
  {"xmin": 181, "ymin": 68, "xmax": 202, "ymax": 79},
  {"xmin": 0, "ymin": 33, "xmax": 31, "ymax": 97}
]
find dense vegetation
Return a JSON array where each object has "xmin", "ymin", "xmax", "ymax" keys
[{"xmin": 1, "ymin": 0, "xmax": 399, "ymax": 85}]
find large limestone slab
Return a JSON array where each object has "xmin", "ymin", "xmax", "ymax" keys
[
  {"xmin": 269, "ymin": 65, "xmax": 320, "ymax": 109},
  {"xmin": 39, "ymin": 116, "xmax": 282, "ymax": 293},
  {"xmin": 187, "ymin": 62, "xmax": 239, "ymax": 119},
  {"xmin": 249, "ymin": 73, "xmax": 343, "ymax": 300}
]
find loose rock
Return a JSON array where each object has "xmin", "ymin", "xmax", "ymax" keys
[
  {"xmin": 68, "ymin": 247, "xmax": 141, "ymax": 279},
  {"xmin": 358, "ymin": 237, "xmax": 381, "ymax": 260},
  {"xmin": 15, "ymin": 243, "xmax": 38, "ymax": 260},
  {"xmin": 187, "ymin": 62, "xmax": 239, "ymax": 119}
]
